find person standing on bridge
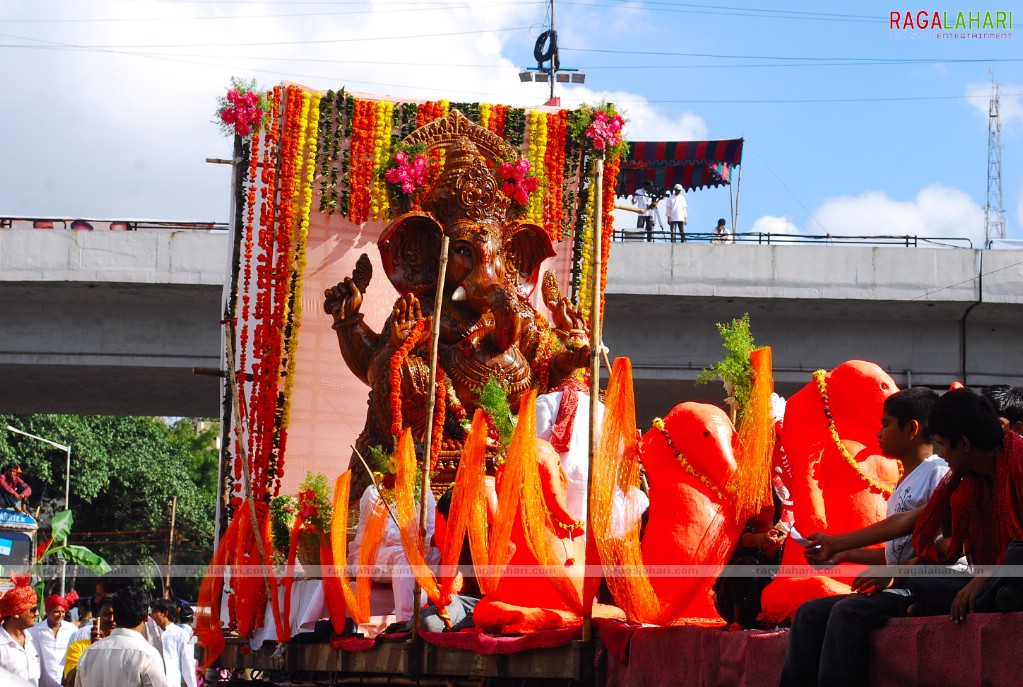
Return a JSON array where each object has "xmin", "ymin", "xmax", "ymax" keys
[{"xmin": 664, "ymin": 184, "xmax": 687, "ymax": 243}]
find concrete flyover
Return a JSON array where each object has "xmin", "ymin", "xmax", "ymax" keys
[
  {"xmin": 0, "ymin": 228, "xmax": 228, "ymax": 416},
  {"xmin": 2, "ymin": 227, "xmax": 1022, "ymax": 421}
]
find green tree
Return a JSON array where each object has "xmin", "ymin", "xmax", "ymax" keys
[{"xmin": 0, "ymin": 415, "xmax": 217, "ymax": 599}]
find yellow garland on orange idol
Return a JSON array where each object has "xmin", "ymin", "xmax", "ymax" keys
[{"xmin": 812, "ymin": 369, "xmax": 901, "ymax": 497}]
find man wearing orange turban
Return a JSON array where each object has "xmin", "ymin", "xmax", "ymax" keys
[
  {"xmin": 28, "ymin": 591, "xmax": 78, "ymax": 687},
  {"xmin": 0, "ymin": 575, "xmax": 40, "ymax": 683}
]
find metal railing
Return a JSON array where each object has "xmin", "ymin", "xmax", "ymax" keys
[
  {"xmin": 0, "ymin": 217, "xmax": 227, "ymax": 232},
  {"xmin": 612, "ymin": 228, "xmax": 973, "ymax": 249}
]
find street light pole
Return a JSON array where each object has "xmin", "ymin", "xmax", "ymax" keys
[{"xmin": 6, "ymin": 425, "xmax": 72, "ymax": 593}]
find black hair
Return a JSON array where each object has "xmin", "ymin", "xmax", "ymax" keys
[
  {"xmin": 928, "ymin": 388, "xmax": 1004, "ymax": 451},
  {"xmin": 112, "ymin": 586, "xmax": 151, "ymax": 628},
  {"xmin": 717, "ymin": 218, "xmax": 727, "ymax": 226},
  {"xmin": 436, "ymin": 487, "xmax": 453, "ymax": 518},
  {"xmin": 883, "ymin": 387, "xmax": 940, "ymax": 442},
  {"xmin": 981, "ymin": 385, "xmax": 1023, "ymax": 427},
  {"xmin": 92, "ymin": 593, "xmax": 114, "ymax": 617},
  {"xmin": 152, "ymin": 598, "xmax": 178, "ymax": 622},
  {"xmin": 1, "ymin": 463, "xmax": 16, "ymax": 473}
]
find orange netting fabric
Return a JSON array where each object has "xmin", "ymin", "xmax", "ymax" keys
[
  {"xmin": 591, "ymin": 357, "xmax": 663, "ymax": 624},
  {"xmin": 440, "ymin": 410, "xmax": 488, "ymax": 605},
  {"xmin": 731, "ymin": 346, "xmax": 777, "ymax": 524},
  {"xmin": 196, "ymin": 508, "xmax": 241, "ymax": 668},
  {"xmin": 465, "ymin": 412, "xmax": 500, "ymax": 595},
  {"xmin": 517, "ymin": 390, "xmax": 584, "ymax": 614},
  {"xmin": 328, "ymin": 471, "xmax": 387, "ymax": 624},
  {"xmin": 394, "ymin": 429, "xmax": 442, "ymax": 605}
]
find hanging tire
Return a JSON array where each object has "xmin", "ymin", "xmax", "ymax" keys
[{"xmin": 533, "ymin": 30, "xmax": 558, "ymax": 65}]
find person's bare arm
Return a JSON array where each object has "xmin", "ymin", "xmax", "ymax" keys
[{"xmin": 806, "ymin": 505, "xmax": 925, "ymax": 561}]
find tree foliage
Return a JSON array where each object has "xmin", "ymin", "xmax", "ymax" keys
[{"xmin": 0, "ymin": 415, "xmax": 217, "ymax": 598}]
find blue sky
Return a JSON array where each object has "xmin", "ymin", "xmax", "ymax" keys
[{"xmin": 1, "ymin": 0, "xmax": 1019, "ymax": 246}]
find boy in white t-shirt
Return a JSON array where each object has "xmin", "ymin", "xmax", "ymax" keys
[{"xmin": 780, "ymin": 387, "xmax": 945, "ymax": 687}]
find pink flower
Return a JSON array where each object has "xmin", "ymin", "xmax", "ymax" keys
[
  {"xmin": 244, "ymin": 91, "xmax": 258, "ymax": 107},
  {"xmin": 235, "ymin": 121, "xmax": 251, "ymax": 137},
  {"xmin": 221, "ymin": 108, "xmax": 236, "ymax": 124},
  {"xmin": 227, "ymin": 89, "xmax": 240, "ymax": 105}
]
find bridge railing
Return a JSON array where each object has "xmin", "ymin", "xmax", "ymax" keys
[
  {"xmin": 0, "ymin": 217, "xmax": 227, "ymax": 232},
  {"xmin": 612, "ymin": 228, "xmax": 973, "ymax": 249}
]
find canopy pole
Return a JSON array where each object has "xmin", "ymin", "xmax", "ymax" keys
[
  {"xmin": 582, "ymin": 157, "xmax": 604, "ymax": 643},
  {"xmin": 733, "ymin": 163, "xmax": 742, "ymax": 238}
]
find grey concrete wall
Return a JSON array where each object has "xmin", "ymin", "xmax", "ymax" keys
[
  {"xmin": 0, "ymin": 229, "xmax": 228, "ymax": 416},
  {"xmin": 1, "ymin": 229, "xmax": 1020, "ymax": 421}
]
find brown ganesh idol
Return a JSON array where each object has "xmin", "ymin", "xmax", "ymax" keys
[{"xmin": 323, "ymin": 110, "xmax": 589, "ymax": 482}]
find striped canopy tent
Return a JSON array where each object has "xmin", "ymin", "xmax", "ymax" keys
[{"xmin": 615, "ymin": 139, "xmax": 744, "ymax": 195}]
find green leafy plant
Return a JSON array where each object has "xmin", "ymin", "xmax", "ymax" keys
[
  {"xmin": 477, "ymin": 377, "xmax": 514, "ymax": 450},
  {"xmin": 696, "ymin": 313, "xmax": 756, "ymax": 424},
  {"xmin": 269, "ymin": 494, "xmax": 298, "ymax": 562}
]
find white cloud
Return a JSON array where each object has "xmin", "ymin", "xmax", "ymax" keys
[
  {"xmin": 811, "ymin": 184, "xmax": 985, "ymax": 246},
  {"xmin": 966, "ymin": 82, "xmax": 1023, "ymax": 128},
  {"xmin": 750, "ymin": 215, "xmax": 798, "ymax": 235}
]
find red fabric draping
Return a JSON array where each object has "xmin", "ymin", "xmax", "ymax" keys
[
  {"xmin": 913, "ymin": 430, "xmax": 1023, "ymax": 565},
  {"xmin": 417, "ymin": 626, "xmax": 579, "ymax": 654}
]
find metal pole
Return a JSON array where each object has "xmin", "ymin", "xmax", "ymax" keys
[
  {"xmin": 582, "ymin": 157, "xmax": 604, "ymax": 643},
  {"xmin": 165, "ymin": 495, "xmax": 178, "ymax": 595},
  {"xmin": 412, "ymin": 235, "xmax": 450, "ymax": 634},
  {"xmin": 549, "ymin": 0, "xmax": 557, "ymax": 102}
]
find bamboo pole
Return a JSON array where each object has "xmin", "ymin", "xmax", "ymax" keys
[
  {"xmin": 412, "ymin": 235, "xmax": 450, "ymax": 634},
  {"xmin": 582, "ymin": 157, "xmax": 604, "ymax": 643}
]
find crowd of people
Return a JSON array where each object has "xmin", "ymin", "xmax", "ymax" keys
[{"xmin": 0, "ymin": 580, "xmax": 197, "ymax": 687}]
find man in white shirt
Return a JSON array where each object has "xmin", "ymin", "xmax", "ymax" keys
[
  {"xmin": 151, "ymin": 600, "xmax": 196, "ymax": 687},
  {"xmin": 348, "ymin": 485, "xmax": 438, "ymax": 624},
  {"xmin": 664, "ymin": 184, "xmax": 687, "ymax": 243},
  {"xmin": 28, "ymin": 594, "xmax": 78, "ymax": 687},
  {"xmin": 0, "ymin": 577, "xmax": 40, "ymax": 683},
  {"xmin": 632, "ymin": 180, "xmax": 657, "ymax": 241},
  {"xmin": 75, "ymin": 586, "xmax": 168, "ymax": 687}
]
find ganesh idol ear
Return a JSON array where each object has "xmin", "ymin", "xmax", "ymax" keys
[
  {"xmin": 378, "ymin": 211, "xmax": 444, "ymax": 296},
  {"xmin": 502, "ymin": 221, "xmax": 556, "ymax": 299}
]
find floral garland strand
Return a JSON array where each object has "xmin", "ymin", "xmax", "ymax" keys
[
  {"xmin": 339, "ymin": 92, "xmax": 354, "ymax": 217},
  {"xmin": 652, "ymin": 418, "xmax": 725, "ymax": 501},
  {"xmin": 277, "ymin": 90, "xmax": 322, "ymax": 494},
  {"xmin": 389, "ymin": 319, "xmax": 429, "ymax": 439},
  {"xmin": 811, "ymin": 370, "xmax": 901, "ymax": 497},
  {"xmin": 478, "ymin": 102, "xmax": 492, "ymax": 131},
  {"xmin": 542, "ymin": 111, "xmax": 567, "ymax": 242},
  {"xmin": 317, "ymin": 90, "xmax": 337, "ymax": 214},
  {"xmin": 576, "ymin": 169, "xmax": 598, "ymax": 322},
  {"xmin": 240, "ymin": 85, "xmax": 282, "ymax": 505},
  {"xmin": 347, "ymin": 98, "xmax": 377, "ymax": 225},
  {"xmin": 258, "ymin": 84, "xmax": 303, "ymax": 498},
  {"xmin": 598, "ymin": 150, "xmax": 622, "ymax": 327},
  {"xmin": 370, "ymin": 100, "xmax": 394, "ymax": 220},
  {"xmin": 525, "ymin": 110, "xmax": 547, "ymax": 225}
]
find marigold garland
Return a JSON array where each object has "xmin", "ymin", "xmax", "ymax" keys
[
  {"xmin": 652, "ymin": 417, "xmax": 725, "ymax": 501},
  {"xmin": 370, "ymin": 100, "xmax": 394, "ymax": 220},
  {"xmin": 542, "ymin": 111, "xmax": 567, "ymax": 242},
  {"xmin": 347, "ymin": 99, "xmax": 376, "ymax": 224},
  {"xmin": 811, "ymin": 369, "xmax": 901, "ymax": 497},
  {"xmin": 389, "ymin": 319, "xmax": 429, "ymax": 439},
  {"xmin": 278, "ymin": 91, "xmax": 322, "ymax": 488},
  {"xmin": 525, "ymin": 110, "xmax": 547, "ymax": 224}
]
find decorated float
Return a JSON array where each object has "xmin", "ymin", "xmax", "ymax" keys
[{"xmin": 195, "ymin": 80, "xmax": 1023, "ymax": 687}]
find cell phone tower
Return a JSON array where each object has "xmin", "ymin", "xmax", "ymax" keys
[{"xmin": 985, "ymin": 76, "xmax": 1006, "ymax": 245}]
